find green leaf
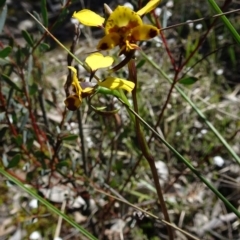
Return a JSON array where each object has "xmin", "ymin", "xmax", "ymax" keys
[
  {"xmin": 0, "ymin": 3, "xmax": 7, "ymax": 34},
  {"xmin": 207, "ymin": 0, "xmax": 240, "ymax": 45},
  {"xmin": 136, "ymin": 59, "xmax": 146, "ymax": 69},
  {"xmin": 7, "ymin": 154, "xmax": 21, "ymax": 169},
  {"xmin": 56, "ymin": 161, "xmax": 69, "ymax": 168},
  {"xmin": 34, "ymin": 151, "xmax": 47, "ymax": 169},
  {"xmin": 29, "ymin": 82, "xmax": 38, "ymax": 96},
  {"xmin": 13, "ymin": 135, "xmax": 23, "ymax": 146},
  {"xmin": 33, "ymin": 11, "xmax": 45, "ymax": 34},
  {"xmin": 179, "ymin": 77, "xmax": 198, "ymax": 85},
  {"xmin": 0, "ymin": 126, "xmax": 7, "ymax": 140},
  {"xmin": 1, "ymin": 74, "xmax": 22, "ymax": 91},
  {"xmin": 61, "ymin": 134, "xmax": 78, "ymax": 141},
  {"xmin": 41, "ymin": 0, "xmax": 48, "ymax": 27},
  {"xmin": 39, "ymin": 42, "xmax": 50, "ymax": 52},
  {"xmin": 0, "ymin": 0, "xmax": 7, "ymax": 9},
  {"xmin": 21, "ymin": 30, "xmax": 34, "ymax": 47},
  {"xmin": 45, "ymin": 99, "xmax": 56, "ymax": 108},
  {"xmin": 7, "ymin": 87, "xmax": 14, "ymax": 107},
  {"xmin": 0, "ymin": 46, "xmax": 11, "ymax": 58}
]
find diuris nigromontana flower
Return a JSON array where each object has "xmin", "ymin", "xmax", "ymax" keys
[
  {"xmin": 64, "ymin": 53, "xmax": 135, "ymax": 111},
  {"xmin": 73, "ymin": 0, "xmax": 161, "ymax": 55},
  {"xmin": 64, "ymin": 66, "xmax": 94, "ymax": 111}
]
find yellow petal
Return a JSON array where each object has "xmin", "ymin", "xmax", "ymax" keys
[
  {"xmin": 68, "ymin": 66, "xmax": 82, "ymax": 96},
  {"xmin": 81, "ymin": 84, "xmax": 95, "ymax": 98},
  {"xmin": 98, "ymin": 77, "xmax": 135, "ymax": 92},
  {"xmin": 85, "ymin": 53, "xmax": 114, "ymax": 71},
  {"xmin": 64, "ymin": 94, "xmax": 82, "ymax": 111},
  {"xmin": 105, "ymin": 6, "xmax": 142, "ymax": 34},
  {"xmin": 72, "ymin": 9, "xmax": 105, "ymax": 27},
  {"xmin": 137, "ymin": 0, "xmax": 161, "ymax": 16},
  {"xmin": 125, "ymin": 41, "xmax": 139, "ymax": 51},
  {"xmin": 82, "ymin": 87, "xmax": 94, "ymax": 94},
  {"xmin": 131, "ymin": 25, "xmax": 159, "ymax": 41},
  {"xmin": 97, "ymin": 33, "xmax": 120, "ymax": 50}
]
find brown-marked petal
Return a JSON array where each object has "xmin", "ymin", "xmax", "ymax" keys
[
  {"xmin": 105, "ymin": 6, "xmax": 142, "ymax": 34},
  {"xmin": 132, "ymin": 25, "xmax": 159, "ymax": 41},
  {"xmin": 64, "ymin": 94, "xmax": 82, "ymax": 111},
  {"xmin": 97, "ymin": 33, "xmax": 120, "ymax": 50},
  {"xmin": 68, "ymin": 66, "xmax": 82, "ymax": 97}
]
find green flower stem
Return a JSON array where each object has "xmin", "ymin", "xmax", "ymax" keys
[
  {"xmin": 128, "ymin": 59, "xmax": 174, "ymax": 240},
  {"xmin": 141, "ymin": 51, "xmax": 240, "ymax": 166},
  {"xmin": 98, "ymin": 83, "xmax": 240, "ymax": 219},
  {"xmin": 0, "ymin": 168, "xmax": 98, "ymax": 240},
  {"xmin": 97, "ymin": 87, "xmax": 135, "ymax": 122},
  {"xmin": 207, "ymin": 0, "xmax": 240, "ymax": 44}
]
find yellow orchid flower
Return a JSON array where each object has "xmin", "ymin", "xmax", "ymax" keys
[
  {"xmin": 64, "ymin": 66, "xmax": 135, "ymax": 110},
  {"xmin": 72, "ymin": 1, "xmax": 161, "ymax": 55},
  {"xmin": 64, "ymin": 67, "xmax": 94, "ymax": 110}
]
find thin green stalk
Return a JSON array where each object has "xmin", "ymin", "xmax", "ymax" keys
[
  {"xmin": 98, "ymin": 84, "xmax": 240, "ymax": 218},
  {"xmin": 0, "ymin": 168, "xmax": 98, "ymax": 240},
  {"xmin": 128, "ymin": 60, "xmax": 174, "ymax": 240},
  {"xmin": 207, "ymin": 0, "xmax": 240, "ymax": 44},
  {"xmin": 141, "ymin": 51, "xmax": 240, "ymax": 166}
]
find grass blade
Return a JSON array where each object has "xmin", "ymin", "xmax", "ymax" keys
[
  {"xmin": 0, "ymin": 168, "xmax": 98, "ymax": 240},
  {"xmin": 207, "ymin": 0, "xmax": 240, "ymax": 44}
]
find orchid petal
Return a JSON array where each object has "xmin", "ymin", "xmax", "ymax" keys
[
  {"xmin": 68, "ymin": 66, "xmax": 82, "ymax": 97},
  {"xmin": 98, "ymin": 77, "xmax": 135, "ymax": 92},
  {"xmin": 64, "ymin": 94, "xmax": 82, "ymax": 111},
  {"xmin": 105, "ymin": 6, "xmax": 142, "ymax": 34},
  {"xmin": 97, "ymin": 33, "xmax": 120, "ymax": 50},
  {"xmin": 132, "ymin": 25, "xmax": 159, "ymax": 41},
  {"xmin": 137, "ymin": 0, "xmax": 161, "ymax": 16},
  {"xmin": 72, "ymin": 9, "xmax": 105, "ymax": 27},
  {"xmin": 85, "ymin": 53, "xmax": 114, "ymax": 71}
]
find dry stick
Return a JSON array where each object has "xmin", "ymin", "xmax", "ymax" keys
[
  {"xmin": 54, "ymin": 198, "xmax": 67, "ymax": 239},
  {"xmin": 77, "ymin": 109, "xmax": 88, "ymax": 176},
  {"xmin": 160, "ymin": 8, "xmax": 240, "ymax": 31},
  {"xmin": 95, "ymin": 188, "xmax": 200, "ymax": 240},
  {"xmin": 128, "ymin": 59, "xmax": 174, "ymax": 240},
  {"xmin": 38, "ymin": 88, "xmax": 49, "ymax": 129},
  {"xmin": 180, "ymin": 43, "xmax": 235, "ymax": 79}
]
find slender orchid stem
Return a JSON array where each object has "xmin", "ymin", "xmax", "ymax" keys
[{"xmin": 128, "ymin": 59, "xmax": 174, "ymax": 240}]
